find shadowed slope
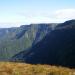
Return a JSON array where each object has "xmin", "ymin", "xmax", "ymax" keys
[{"xmin": 12, "ymin": 20, "xmax": 75, "ymax": 68}]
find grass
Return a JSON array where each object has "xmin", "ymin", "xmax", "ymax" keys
[{"xmin": 0, "ymin": 62, "xmax": 74, "ymax": 75}]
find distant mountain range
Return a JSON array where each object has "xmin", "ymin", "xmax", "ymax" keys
[
  {"xmin": 0, "ymin": 23, "xmax": 57, "ymax": 60},
  {"xmin": 11, "ymin": 20, "xmax": 75, "ymax": 68}
]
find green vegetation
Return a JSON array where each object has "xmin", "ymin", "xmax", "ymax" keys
[
  {"xmin": 12, "ymin": 20, "xmax": 75, "ymax": 68},
  {"xmin": 0, "ymin": 24, "xmax": 53, "ymax": 60}
]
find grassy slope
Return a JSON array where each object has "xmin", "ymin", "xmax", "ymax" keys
[{"xmin": 0, "ymin": 62, "xmax": 74, "ymax": 75}]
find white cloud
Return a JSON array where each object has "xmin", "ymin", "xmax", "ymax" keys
[
  {"xmin": 54, "ymin": 9, "xmax": 75, "ymax": 20},
  {"xmin": 19, "ymin": 9, "xmax": 75, "ymax": 24},
  {"xmin": 0, "ymin": 8, "xmax": 75, "ymax": 28}
]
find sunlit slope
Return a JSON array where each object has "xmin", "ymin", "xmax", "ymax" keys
[
  {"xmin": 0, "ymin": 62, "xmax": 74, "ymax": 75},
  {"xmin": 0, "ymin": 24, "xmax": 54, "ymax": 60}
]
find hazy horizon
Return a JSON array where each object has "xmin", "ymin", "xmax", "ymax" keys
[{"xmin": 0, "ymin": 0, "xmax": 75, "ymax": 28}]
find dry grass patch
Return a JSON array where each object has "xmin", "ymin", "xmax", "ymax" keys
[{"xmin": 0, "ymin": 62, "xmax": 74, "ymax": 75}]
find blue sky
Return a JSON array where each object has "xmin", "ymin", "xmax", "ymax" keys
[{"xmin": 0, "ymin": 0, "xmax": 75, "ymax": 27}]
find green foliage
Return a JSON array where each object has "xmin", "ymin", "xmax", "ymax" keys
[{"xmin": 0, "ymin": 24, "xmax": 52, "ymax": 60}]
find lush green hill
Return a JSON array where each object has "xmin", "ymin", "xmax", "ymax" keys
[
  {"xmin": 12, "ymin": 20, "xmax": 75, "ymax": 68},
  {"xmin": 0, "ymin": 62, "xmax": 74, "ymax": 75},
  {"xmin": 0, "ymin": 23, "xmax": 56, "ymax": 60}
]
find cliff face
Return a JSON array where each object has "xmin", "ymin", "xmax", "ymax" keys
[
  {"xmin": 12, "ymin": 20, "xmax": 75, "ymax": 68},
  {"xmin": 0, "ymin": 23, "xmax": 55, "ymax": 60}
]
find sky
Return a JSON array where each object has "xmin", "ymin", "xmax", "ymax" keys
[{"xmin": 0, "ymin": 0, "xmax": 75, "ymax": 28}]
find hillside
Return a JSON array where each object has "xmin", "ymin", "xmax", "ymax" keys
[
  {"xmin": 0, "ymin": 62, "xmax": 74, "ymax": 75},
  {"xmin": 0, "ymin": 23, "xmax": 56, "ymax": 60},
  {"xmin": 12, "ymin": 20, "xmax": 75, "ymax": 68}
]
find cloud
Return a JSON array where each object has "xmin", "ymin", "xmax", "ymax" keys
[
  {"xmin": 18, "ymin": 9, "xmax": 75, "ymax": 24},
  {"xmin": 17, "ymin": 11, "xmax": 55, "ymax": 24},
  {"xmin": 1, "ymin": 8, "xmax": 75, "ymax": 28},
  {"xmin": 54, "ymin": 9, "xmax": 75, "ymax": 20}
]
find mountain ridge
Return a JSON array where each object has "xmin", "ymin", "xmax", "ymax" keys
[
  {"xmin": 0, "ymin": 23, "xmax": 57, "ymax": 60},
  {"xmin": 11, "ymin": 20, "xmax": 75, "ymax": 68}
]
